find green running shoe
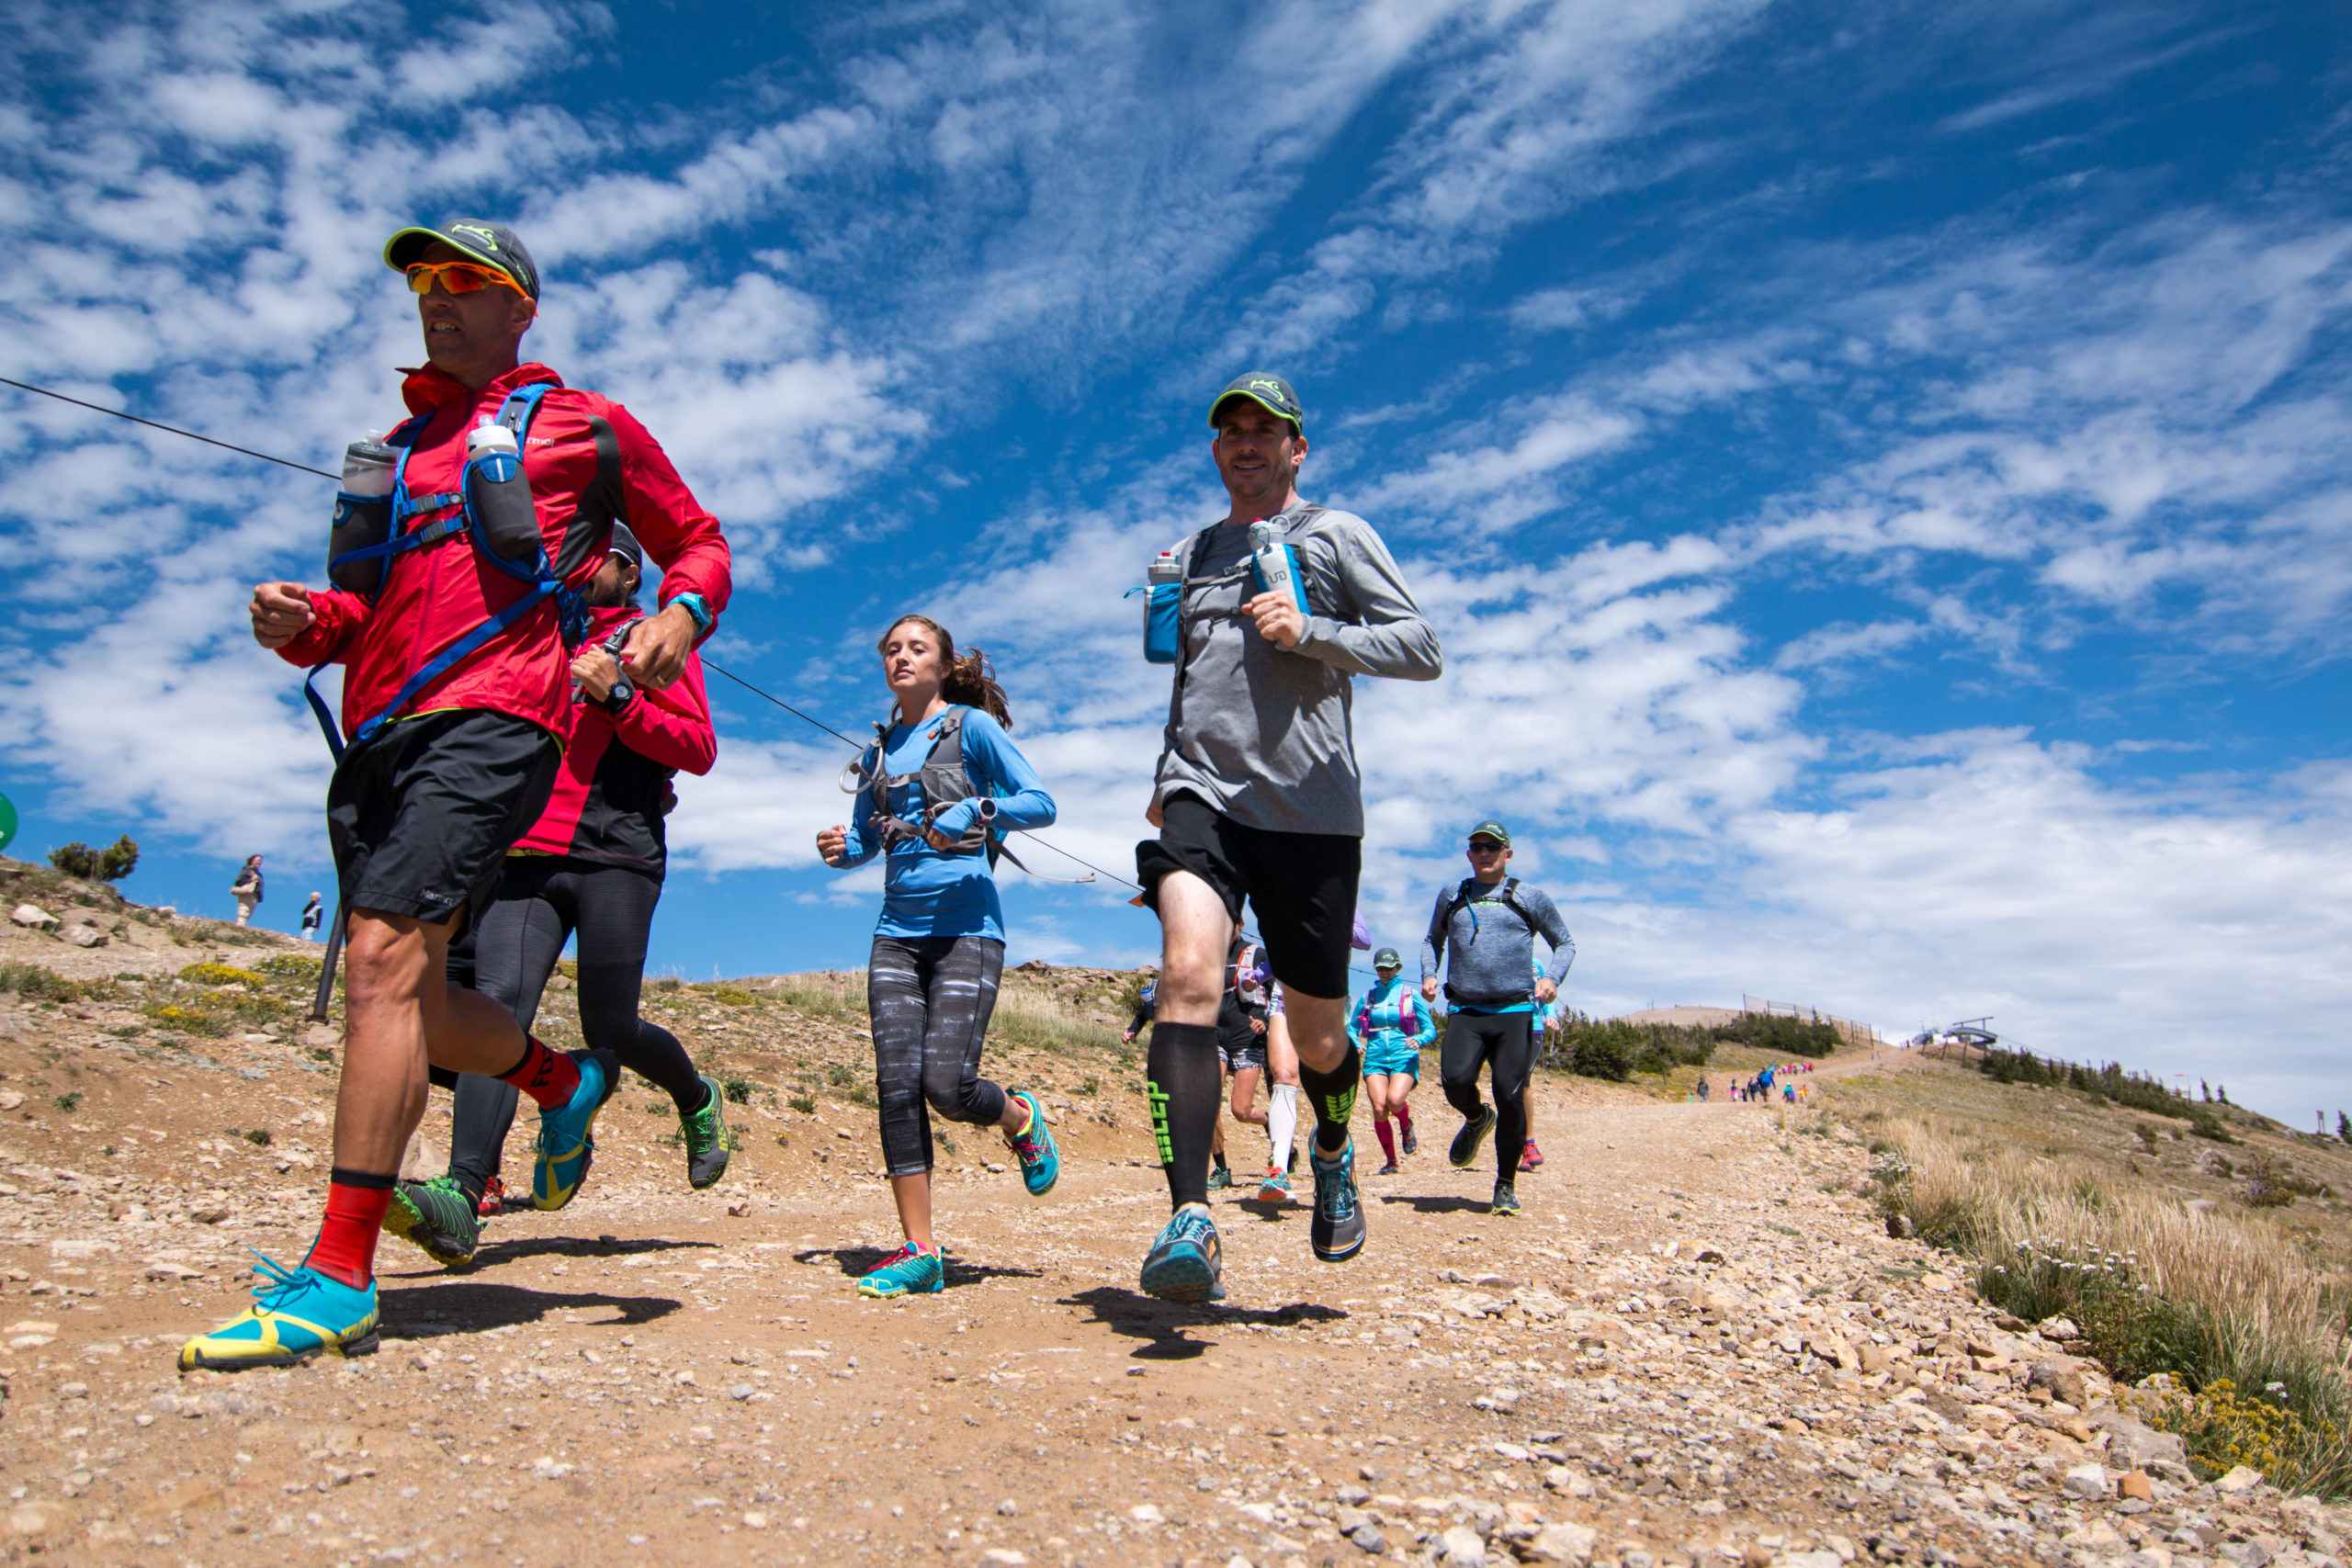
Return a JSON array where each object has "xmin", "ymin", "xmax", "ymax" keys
[
  {"xmin": 1308, "ymin": 1139, "xmax": 1365, "ymax": 1263},
  {"xmin": 1005, "ymin": 1089, "xmax": 1059, "ymax": 1196},
  {"xmin": 1491, "ymin": 1180, "xmax": 1521, "ymax": 1218},
  {"xmin": 1449, "ymin": 1104, "xmax": 1497, "ymax": 1168},
  {"xmin": 533, "ymin": 1049, "xmax": 618, "ymax": 1212},
  {"xmin": 1140, "ymin": 1203, "xmax": 1224, "ymax": 1304},
  {"xmin": 857, "ymin": 1242, "xmax": 944, "ymax": 1298},
  {"xmin": 681, "ymin": 1075, "xmax": 732, "ymax": 1190},
  {"xmin": 382, "ymin": 1176, "xmax": 481, "ymax": 1268},
  {"xmin": 177, "ymin": 1254, "xmax": 379, "ymax": 1372}
]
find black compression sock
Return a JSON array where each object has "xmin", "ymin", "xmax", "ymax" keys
[
  {"xmin": 1145, "ymin": 1021, "xmax": 1222, "ymax": 1209},
  {"xmin": 1297, "ymin": 1046, "xmax": 1363, "ymax": 1156}
]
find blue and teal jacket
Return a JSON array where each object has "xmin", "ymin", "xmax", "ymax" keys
[{"xmin": 1349, "ymin": 973, "xmax": 1435, "ymax": 1053}]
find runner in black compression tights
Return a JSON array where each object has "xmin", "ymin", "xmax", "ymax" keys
[
  {"xmin": 1419, "ymin": 820, "xmax": 1573, "ymax": 1218},
  {"xmin": 384, "ymin": 525, "xmax": 729, "ymax": 1269}
]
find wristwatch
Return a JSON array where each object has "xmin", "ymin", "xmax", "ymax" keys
[
  {"xmin": 669, "ymin": 591, "xmax": 714, "ymax": 636},
  {"xmin": 599, "ymin": 676, "xmax": 638, "ymax": 716}
]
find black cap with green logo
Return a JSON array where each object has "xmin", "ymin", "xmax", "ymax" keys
[
  {"xmin": 382, "ymin": 219, "xmax": 542, "ymax": 300},
  {"xmin": 1373, "ymin": 946, "xmax": 1403, "ymax": 970},
  {"xmin": 1468, "ymin": 820, "xmax": 1511, "ymax": 846},
  {"xmin": 1208, "ymin": 371, "xmax": 1303, "ymax": 434}
]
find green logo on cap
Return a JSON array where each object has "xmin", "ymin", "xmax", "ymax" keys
[{"xmin": 448, "ymin": 223, "xmax": 501, "ymax": 251}]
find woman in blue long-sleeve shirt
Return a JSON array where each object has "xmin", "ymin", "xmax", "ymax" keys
[{"xmin": 816, "ymin": 615, "xmax": 1061, "ymax": 1299}]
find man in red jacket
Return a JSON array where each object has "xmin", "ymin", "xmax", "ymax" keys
[{"xmin": 185, "ymin": 220, "xmax": 732, "ymax": 1372}]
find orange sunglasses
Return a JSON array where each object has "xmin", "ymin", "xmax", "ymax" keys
[{"xmin": 404, "ymin": 260, "xmax": 526, "ymax": 299}]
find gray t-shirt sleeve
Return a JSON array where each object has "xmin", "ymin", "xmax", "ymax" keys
[
  {"xmin": 1291, "ymin": 515, "xmax": 1442, "ymax": 681},
  {"xmin": 1521, "ymin": 885, "xmax": 1576, "ymax": 984}
]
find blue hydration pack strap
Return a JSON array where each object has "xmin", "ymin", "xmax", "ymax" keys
[{"xmin": 312, "ymin": 383, "xmax": 589, "ymax": 753}]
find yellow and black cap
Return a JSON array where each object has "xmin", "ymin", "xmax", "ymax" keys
[
  {"xmin": 382, "ymin": 219, "xmax": 541, "ymax": 300},
  {"xmin": 1208, "ymin": 371, "xmax": 1303, "ymax": 434}
]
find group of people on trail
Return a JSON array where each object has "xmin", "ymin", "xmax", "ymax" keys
[
  {"xmin": 181, "ymin": 211, "xmax": 1575, "ymax": 1371},
  {"xmin": 1724, "ymin": 1060, "xmax": 1815, "ymax": 1103}
]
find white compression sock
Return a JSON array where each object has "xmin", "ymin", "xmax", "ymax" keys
[{"xmin": 1267, "ymin": 1083, "xmax": 1299, "ymax": 1171}]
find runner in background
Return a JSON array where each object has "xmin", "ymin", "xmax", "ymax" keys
[
  {"xmin": 1258, "ymin": 910, "xmax": 1369, "ymax": 1197},
  {"xmin": 1210, "ymin": 928, "xmax": 1271, "ymax": 1192},
  {"xmin": 818, "ymin": 615, "xmax": 1060, "ymax": 1299},
  {"xmin": 1350, "ymin": 946, "xmax": 1433, "ymax": 1174}
]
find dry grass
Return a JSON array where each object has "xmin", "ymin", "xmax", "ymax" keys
[{"xmin": 1865, "ymin": 1108, "xmax": 2352, "ymax": 1495}]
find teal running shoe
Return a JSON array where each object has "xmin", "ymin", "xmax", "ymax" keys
[
  {"xmin": 1139, "ymin": 1203, "xmax": 1224, "ymax": 1304},
  {"xmin": 681, "ymin": 1074, "xmax": 732, "ymax": 1190},
  {"xmin": 1005, "ymin": 1090, "xmax": 1059, "ymax": 1196},
  {"xmin": 1308, "ymin": 1138, "xmax": 1365, "ymax": 1263},
  {"xmin": 1491, "ymin": 1180, "xmax": 1521, "ymax": 1218},
  {"xmin": 856, "ymin": 1242, "xmax": 944, "ymax": 1299},
  {"xmin": 1255, "ymin": 1167, "xmax": 1292, "ymax": 1201},
  {"xmin": 1448, "ymin": 1104, "xmax": 1497, "ymax": 1169},
  {"xmin": 382, "ymin": 1176, "xmax": 481, "ymax": 1268},
  {"xmin": 1206, "ymin": 1160, "xmax": 1232, "ymax": 1191},
  {"xmin": 532, "ymin": 1049, "xmax": 617, "ymax": 1212},
  {"xmin": 177, "ymin": 1254, "xmax": 379, "ymax": 1372}
]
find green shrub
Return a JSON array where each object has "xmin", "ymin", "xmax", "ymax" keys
[
  {"xmin": 0, "ymin": 962, "xmax": 81, "ymax": 1001},
  {"xmin": 718, "ymin": 1074, "xmax": 753, "ymax": 1104},
  {"xmin": 1710, "ymin": 1011, "xmax": 1839, "ymax": 1057},
  {"xmin": 53, "ymin": 1090, "xmax": 82, "ymax": 1112},
  {"xmin": 143, "ymin": 1003, "xmax": 232, "ymax": 1038},
  {"xmin": 243, "ymin": 1127, "xmax": 272, "ymax": 1147},
  {"xmin": 1549, "ymin": 1013, "xmax": 1715, "ymax": 1080},
  {"xmin": 48, "ymin": 835, "xmax": 139, "ymax": 882},
  {"xmin": 786, "ymin": 1094, "xmax": 817, "ymax": 1115},
  {"xmin": 2148, "ymin": 1379, "xmax": 2348, "ymax": 1495},
  {"xmin": 256, "ymin": 954, "xmax": 321, "ymax": 980},
  {"xmin": 707, "ymin": 985, "xmax": 755, "ymax": 1006}
]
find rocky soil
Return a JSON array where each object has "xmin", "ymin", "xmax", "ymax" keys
[{"xmin": 2, "ymin": 865, "xmax": 2347, "ymax": 1568}]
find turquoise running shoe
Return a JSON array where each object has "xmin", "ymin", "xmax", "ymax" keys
[
  {"xmin": 177, "ymin": 1254, "xmax": 379, "ymax": 1372},
  {"xmin": 1206, "ymin": 1160, "xmax": 1232, "ymax": 1191},
  {"xmin": 681, "ymin": 1074, "xmax": 731, "ymax": 1190},
  {"xmin": 532, "ymin": 1049, "xmax": 617, "ymax": 1213},
  {"xmin": 857, "ymin": 1242, "xmax": 944, "ymax": 1299},
  {"xmin": 382, "ymin": 1176, "xmax": 481, "ymax": 1268},
  {"xmin": 1308, "ymin": 1138, "xmax": 1365, "ymax": 1263},
  {"xmin": 1139, "ymin": 1203, "xmax": 1225, "ymax": 1304},
  {"xmin": 1005, "ymin": 1089, "xmax": 1059, "ymax": 1196},
  {"xmin": 1255, "ymin": 1167, "xmax": 1292, "ymax": 1201}
]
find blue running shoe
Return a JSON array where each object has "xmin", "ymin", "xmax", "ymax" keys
[
  {"xmin": 177, "ymin": 1254, "xmax": 379, "ymax": 1372},
  {"xmin": 1308, "ymin": 1139, "xmax": 1366, "ymax": 1263},
  {"xmin": 1139, "ymin": 1203, "xmax": 1224, "ymax": 1304},
  {"xmin": 1005, "ymin": 1089, "xmax": 1059, "ymax": 1196},
  {"xmin": 532, "ymin": 1049, "xmax": 617, "ymax": 1213},
  {"xmin": 856, "ymin": 1242, "xmax": 944, "ymax": 1299}
]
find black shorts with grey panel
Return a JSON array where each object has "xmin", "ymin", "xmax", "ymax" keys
[{"xmin": 1136, "ymin": 792, "xmax": 1359, "ymax": 1000}]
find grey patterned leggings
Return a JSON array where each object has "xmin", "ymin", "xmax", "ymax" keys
[{"xmin": 868, "ymin": 934, "xmax": 1008, "ymax": 1177}]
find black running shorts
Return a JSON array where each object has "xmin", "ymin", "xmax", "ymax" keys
[
  {"xmin": 326, "ymin": 709, "xmax": 560, "ymax": 933},
  {"xmin": 1136, "ymin": 792, "xmax": 1360, "ymax": 1000}
]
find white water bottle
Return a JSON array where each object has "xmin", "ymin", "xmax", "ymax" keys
[
  {"xmin": 464, "ymin": 422, "xmax": 540, "ymax": 560},
  {"xmin": 1247, "ymin": 520, "xmax": 1306, "ymax": 614}
]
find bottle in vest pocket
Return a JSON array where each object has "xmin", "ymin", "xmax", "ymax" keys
[
  {"xmin": 1143, "ymin": 547, "xmax": 1184, "ymax": 663},
  {"xmin": 1247, "ymin": 520, "xmax": 1307, "ymax": 615},
  {"xmin": 464, "ymin": 423, "xmax": 542, "ymax": 561},
  {"xmin": 326, "ymin": 439, "xmax": 398, "ymax": 594}
]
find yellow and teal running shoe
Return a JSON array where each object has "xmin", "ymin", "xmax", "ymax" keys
[
  {"xmin": 1139, "ymin": 1203, "xmax": 1224, "ymax": 1303},
  {"xmin": 1491, "ymin": 1179, "xmax": 1521, "ymax": 1218},
  {"xmin": 532, "ymin": 1049, "xmax": 618, "ymax": 1212},
  {"xmin": 1308, "ymin": 1138, "xmax": 1366, "ymax": 1263},
  {"xmin": 382, "ymin": 1176, "xmax": 481, "ymax": 1268},
  {"xmin": 177, "ymin": 1255, "xmax": 379, "ymax": 1372},
  {"xmin": 856, "ymin": 1242, "xmax": 944, "ymax": 1298},
  {"xmin": 682, "ymin": 1074, "xmax": 732, "ymax": 1190},
  {"xmin": 1448, "ymin": 1103, "xmax": 1497, "ymax": 1168},
  {"xmin": 1005, "ymin": 1089, "xmax": 1059, "ymax": 1196}
]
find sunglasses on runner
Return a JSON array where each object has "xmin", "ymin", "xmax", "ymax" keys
[
  {"xmin": 1467, "ymin": 839, "xmax": 1506, "ymax": 852},
  {"xmin": 404, "ymin": 261, "xmax": 526, "ymax": 299}
]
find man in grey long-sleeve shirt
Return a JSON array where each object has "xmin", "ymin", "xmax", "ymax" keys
[
  {"xmin": 1419, "ymin": 819, "xmax": 1573, "ymax": 1216},
  {"xmin": 1132, "ymin": 370, "xmax": 1442, "ymax": 1304}
]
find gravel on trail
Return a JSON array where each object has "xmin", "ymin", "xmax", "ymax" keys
[{"xmin": 2, "ymin": 908, "xmax": 2347, "ymax": 1568}]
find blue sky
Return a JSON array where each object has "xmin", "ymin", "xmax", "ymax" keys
[{"xmin": 3, "ymin": 0, "xmax": 2347, "ymax": 1124}]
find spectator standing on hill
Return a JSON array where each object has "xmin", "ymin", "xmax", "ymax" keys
[
  {"xmin": 230, "ymin": 855, "xmax": 265, "ymax": 926},
  {"xmin": 300, "ymin": 893, "xmax": 323, "ymax": 942}
]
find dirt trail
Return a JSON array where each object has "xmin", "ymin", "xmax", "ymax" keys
[{"xmin": 3, "ymin": 896, "xmax": 2346, "ymax": 1568}]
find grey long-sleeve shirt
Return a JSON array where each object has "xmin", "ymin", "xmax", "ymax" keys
[
  {"xmin": 1420, "ymin": 877, "xmax": 1574, "ymax": 1010},
  {"xmin": 1153, "ymin": 504, "xmax": 1442, "ymax": 836}
]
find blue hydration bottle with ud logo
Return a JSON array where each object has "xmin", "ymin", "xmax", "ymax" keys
[
  {"xmin": 463, "ymin": 422, "xmax": 543, "ymax": 560},
  {"xmin": 326, "ymin": 440, "xmax": 398, "ymax": 593},
  {"xmin": 1131, "ymin": 545, "xmax": 1183, "ymax": 663},
  {"xmin": 1247, "ymin": 520, "xmax": 1308, "ymax": 615}
]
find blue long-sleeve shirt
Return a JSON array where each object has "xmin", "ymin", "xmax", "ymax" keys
[
  {"xmin": 1420, "ymin": 876, "xmax": 1574, "ymax": 1013},
  {"xmin": 830, "ymin": 705, "xmax": 1056, "ymax": 941}
]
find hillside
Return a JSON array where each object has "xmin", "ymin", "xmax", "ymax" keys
[{"xmin": 2, "ymin": 854, "xmax": 2348, "ymax": 1565}]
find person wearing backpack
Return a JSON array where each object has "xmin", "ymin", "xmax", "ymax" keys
[
  {"xmin": 1130, "ymin": 372, "xmax": 1442, "ymax": 1303},
  {"xmin": 230, "ymin": 855, "xmax": 265, "ymax": 926},
  {"xmin": 817, "ymin": 615, "xmax": 1061, "ymax": 1299},
  {"xmin": 1419, "ymin": 821, "xmax": 1574, "ymax": 1217},
  {"xmin": 381, "ymin": 523, "xmax": 729, "ymax": 1270},
  {"xmin": 193, "ymin": 219, "xmax": 730, "ymax": 1374}
]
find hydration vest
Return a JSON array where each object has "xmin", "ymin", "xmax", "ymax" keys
[
  {"xmin": 304, "ymin": 382, "xmax": 608, "ymax": 759},
  {"xmin": 1431, "ymin": 875, "xmax": 1545, "ymax": 1005},
  {"xmin": 1230, "ymin": 941, "xmax": 1268, "ymax": 1009},
  {"xmin": 845, "ymin": 707, "xmax": 1006, "ymax": 866},
  {"xmin": 1353, "ymin": 979, "xmax": 1425, "ymax": 1045}
]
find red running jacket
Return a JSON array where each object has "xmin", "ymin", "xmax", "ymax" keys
[
  {"xmin": 514, "ymin": 605, "xmax": 716, "ymax": 874},
  {"xmin": 276, "ymin": 362, "xmax": 731, "ymax": 743}
]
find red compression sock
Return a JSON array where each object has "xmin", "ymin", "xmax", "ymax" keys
[
  {"xmin": 1394, "ymin": 1102, "xmax": 1413, "ymax": 1136},
  {"xmin": 1374, "ymin": 1118, "xmax": 1396, "ymax": 1163},
  {"xmin": 307, "ymin": 1169, "xmax": 395, "ymax": 1290},
  {"xmin": 498, "ymin": 1036, "xmax": 582, "ymax": 1111}
]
